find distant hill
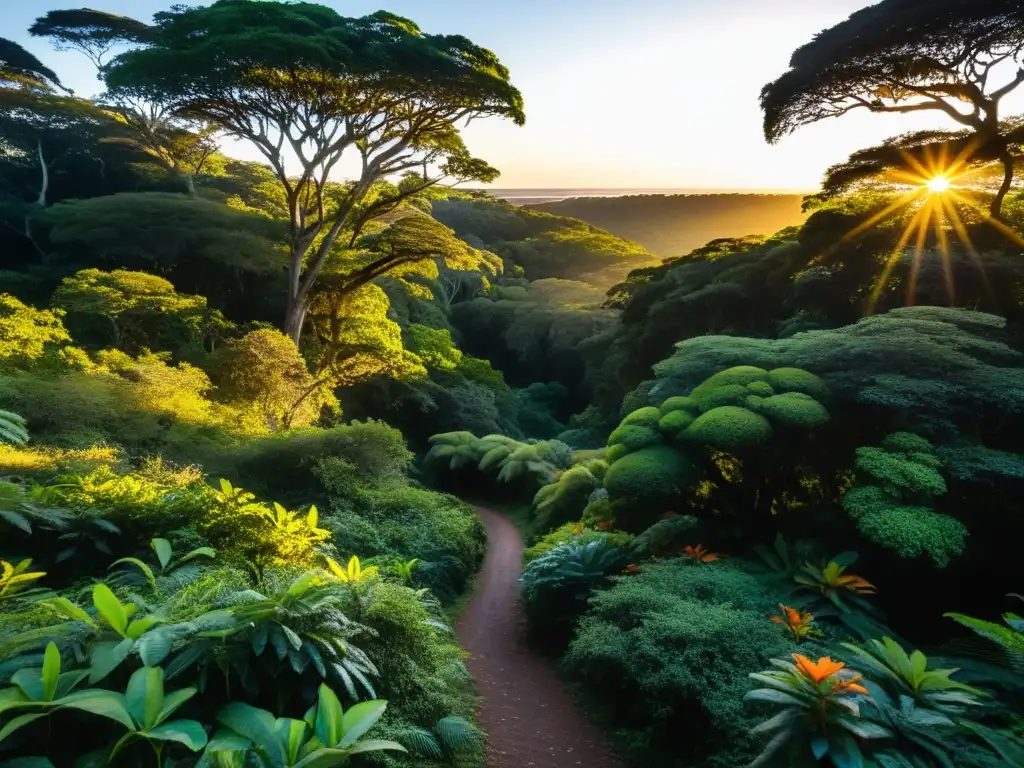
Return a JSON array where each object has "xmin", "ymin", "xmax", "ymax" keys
[
  {"xmin": 530, "ymin": 194, "xmax": 808, "ymax": 258},
  {"xmin": 431, "ymin": 197, "xmax": 658, "ymax": 287}
]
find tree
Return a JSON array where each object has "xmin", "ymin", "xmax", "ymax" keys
[
  {"xmin": 209, "ymin": 328, "xmax": 330, "ymax": 429},
  {"xmin": 94, "ymin": 0, "xmax": 523, "ymax": 342},
  {"xmin": 0, "ymin": 293, "xmax": 70, "ymax": 369},
  {"xmin": 45, "ymin": 192, "xmax": 287, "ymax": 273},
  {"xmin": 814, "ymin": 125, "xmax": 1024, "ymax": 201},
  {"xmin": 28, "ymin": 10, "xmax": 219, "ymax": 197},
  {"xmin": 761, "ymin": 0, "xmax": 1024, "ymax": 217},
  {"xmin": 52, "ymin": 268, "xmax": 209, "ymax": 351},
  {"xmin": 0, "ymin": 38, "xmax": 124, "ymax": 257}
]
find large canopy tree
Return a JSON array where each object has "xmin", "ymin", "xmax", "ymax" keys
[
  {"xmin": 761, "ymin": 0, "xmax": 1024, "ymax": 218},
  {"xmin": 30, "ymin": 10, "xmax": 221, "ymax": 196},
  {"xmin": 82, "ymin": 0, "xmax": 524, "ymax": 342}
]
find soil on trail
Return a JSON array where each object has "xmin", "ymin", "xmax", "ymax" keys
[{"xmin": 456, "ymin": 506, "xmax": 622, "ymax": 768}]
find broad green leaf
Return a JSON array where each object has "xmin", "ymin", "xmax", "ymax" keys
[
  {"xmin": 339, "ymin": 700, "xmax": 387, "ymax": 748},
  {"xmin": 41, "ymin": 642, "xmax": 60, "ymax": 702},
  {"xmin": 126, "ymin": 666, "xmax": 164, "ymax": 730},
  {"xmin": 11, "ymin": 667, "xmax": 45, "ymax": 702},
  {"xmin": 287, "ymin": 572, "xmax": 319, "ymax": 598},
  {"xmin": 216, "ymin": 702, "xmax": 285, "ymax": 767},
  {"xmin": 151, "ymin": 539, "xmax": 173, "ymax": 570},
  {"xmin": 58, "ymin": 689, "xmax": 135, "ymax": 730},
  {"xmin": 38, "ymin": 597, "xmax": 97, "ymax": 628},
  {"xmin": 88, "ymin": 638, "xmax": 135, "ymax": 683},
  {"xmin": 110, "ymin": 557, "xmax": 157, "ymax": 593},
  {"xmin": 314, "ymin": 684, "xmax": 344, "ymax": 747},
  {"xmin": 157, "ymin": 688, "xmax": 197, "ymax": 726},
  {"xmin": 810, "ymin": 736, "xmax": 829, "ymax": 760},
  {"xmin": 205, "ymin": 726, "xmax": 252, "ymax": 753},
  {"xmin": 4, "ymin": 758, "xmax": 56, "ymax": 768},
  {"xmin": 0, "ymin": 713, "xmax": 47, "ymax": 744},
  {"xmin": 126, "ymin": 615, "xmax": 161, "ymax": 640},
  {"xmin": 743, "ymin": 689, "xmax": 806, "ymax": 707},
  {"xmin": 177, "ymin": 547, "xmax": 216, "ymax": 566},
  {"xmin": 344, "ymin": 739, "xmax": 408, "ymax": 755},
  {"xmin": 54, "ymin": 670, "xmax": 89, "ymax": 700},
  {"xmin": 146, "ymin": 720, "xmax": 208, "ymax": 751},
  {"xmin": 277, "ymin": 717, "xmax": 309, "ymax": 763},
  {"xmin": 138, "ymin": 629, "xmax": 173, "ymax": 667},
  {"xmin": 92, "ymin": 584, "xmax": 127, "ymax": 636},
  {"xmin": 0, "ymin": 686, "xmax": 30, "ymax": 715}
]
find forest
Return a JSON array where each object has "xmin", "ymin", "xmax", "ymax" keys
[{"xmin": 2, "ymin": 1, "xmax": 1024, "ymax": 767}]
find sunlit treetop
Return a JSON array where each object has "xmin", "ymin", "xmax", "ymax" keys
[
  {"xmin": 0, "ymin": 37, "xmax": 62, "ymax": 91},
  {"xmin": 29, "ymin": 9, "xmax": 154, "ymax": 68}
]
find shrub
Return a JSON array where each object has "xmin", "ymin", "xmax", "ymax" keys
[
  {"xmin": 658, "ymin": 396, "xmax": 697, "ymax": 415},
  {"xmin": 658, "ymin": 409, "xmax": 695, "ymax": 435},
  {"xmin": 603, "ymin": 446, "xmax": 698, "ymax": 520},
  {"xmin": 564, "ymin": 561, "xmax": 796, "ymax": 766},
  {"xmin": 520, "ymin": 540, "xmax": 630, "ymax": 649},
  {"xmin": 523, "ymin": 522, "xmax": 634, "ymax": 563},
  {"xmin": 620, "ymin": 407, "xmax": 662, "ymax": 428},
  {"xmin": 747, "ymin": 392, "xmax": 830, "ymax": 429},
  {"xmin": 683, "ymin": 406, "xmax": 773, "ymax": 453},
  {"xmin": 325, "ymin": 487, "xmax": 485, "ymax": 602},
  {"xmin": 532, "ymin": 465, "xmax": 603, "ymax": 530}
]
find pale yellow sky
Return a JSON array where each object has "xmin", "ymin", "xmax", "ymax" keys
[{"xmin": 15, "ymin": 0, "xmax": 1024, "ymax": 191}]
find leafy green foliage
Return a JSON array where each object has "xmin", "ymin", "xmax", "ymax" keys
[
  {"xmin": 0, "ymin": 410, "xmax": 29, "ymax": 446},
  {"xmin": 843, "ymin": 434, "xmax": 966, "ymax": 567}
]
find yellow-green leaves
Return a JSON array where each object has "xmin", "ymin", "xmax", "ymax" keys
[
  {"xmin": 41, "ymin": 642, "xmax": 59, "ymax": 703},
  {"xmin": 92, "ymin": 583, "xmax": 127, "ymax": 636},
  {"xmin": 0, "ymin": 559, "xmax": 46, "ymax": 601},
  {"xmin": 326, "ymin": 556, "xmax": 378, "ymax": 584}
]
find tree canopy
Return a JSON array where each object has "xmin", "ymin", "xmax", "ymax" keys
[
  {"xmin": 95, "ymin": 0, "xmax": 524, "ymax": 340},
  {"xmin": 762, "ymin": 0, "xmax": 1024, "ymax": 215}
]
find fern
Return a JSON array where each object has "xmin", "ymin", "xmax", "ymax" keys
[
  {"xmin": 435, "ymin": 715, "xmax": 483, "ymax": 755},
  {"xmin": 395, "ymin": 726, "xmax": 444, "ymax": 759},
  {"xmin": 0, "ymin": 410, "xmax": 28, "ymax": 446}
]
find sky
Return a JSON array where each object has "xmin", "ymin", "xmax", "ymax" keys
[{"xmin": 9, "ymin": 0, "xmax": 1024, "ymax": 191}]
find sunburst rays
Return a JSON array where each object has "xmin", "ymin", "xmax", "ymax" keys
[{"xmin": 821, "ymin": 137, "xmax": 1020, "ymax": 315}]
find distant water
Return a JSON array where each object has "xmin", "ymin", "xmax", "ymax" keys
[{"xmin": 469, "ymin": 187, "xmax": 811, "ymax": 204}]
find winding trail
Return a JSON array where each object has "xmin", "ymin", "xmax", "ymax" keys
[{"xmin": 455, "ymin": 506, "xmax": 622, "ymax": 768}]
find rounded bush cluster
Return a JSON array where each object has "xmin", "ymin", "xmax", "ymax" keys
[
  {"xmin": 620, "ymin": 406, "xmax": 662, "ymax": 428},
  {"xmin": 684, "ymin": 406, "xmax": 773, "ymax": 453},
  {"xmin": 607, "ymin": 424, "xmax": 662, "ymax": 451},
  {"xmin": 748, "ymin": 392, "xmax": 830, "ymax": 429},
  {"xmin": 603, "ymin": 446, "xmax": 697, "ymax": 504}
]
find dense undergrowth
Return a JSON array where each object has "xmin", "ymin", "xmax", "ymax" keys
[{"xmin": 6, "ymin": 1, "xmax": 1024, "ymax": 767}]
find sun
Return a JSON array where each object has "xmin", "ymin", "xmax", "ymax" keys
[{"xmin": 926, "ymin": 176, "xmax": 951, "ymax": 193}]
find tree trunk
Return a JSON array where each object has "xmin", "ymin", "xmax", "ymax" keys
[
  {"xmin": 284, "ymin": 299, "xmax": 307, "ymax": 345},
  {"xmin": 35, "ymin": 138, "xmax": 49, "ymax": 207},
  {"xmin": 991, "ymin": 146, "xmax": 1016, "ymax": 220},
  {"xmin": 179, "ymin": 171, "xmax": 197, "ymax": 198}
]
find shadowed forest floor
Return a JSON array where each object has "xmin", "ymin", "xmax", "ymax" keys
[{"xmin": 455, "ymin": 506, "xmax": 622, "ymax": 768}]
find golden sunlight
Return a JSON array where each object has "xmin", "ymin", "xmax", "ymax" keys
[{"xmin": 926, "ymin": 176, "xmax": 951, "ymax": 193}]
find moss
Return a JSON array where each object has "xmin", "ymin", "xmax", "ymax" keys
[
  {"xmin": 843, "ymin": 485, "xmax": 967, "ymax": 567},
  {"xmin": 684, "ymin": 406, "xmax": 773, "ymax": 453},
  {"xmin": 855, "ymin": 445, "xmax": 946, "ymax": 496},
  {"xmin": 752, "ymin": 392, "xmax": 830, "ymax": 429},
  {"xmin": 745, "ymin": 380, "xmax": 775, "ymax": 397},
  {"xmin": 658, "ymin": 409, "xmax": 695, "ymax": 436},
  {"xmin": 607, "ymin": 424, "xmax": 663, "ymax": 451},
  {"xmin": 692, "ymin": 384, "xmax": 753, "ymax": 412},
  {"xmin": 620, "ymin": 406, "xmax": 663, "ymax": 428},
  {"xmin": 603, "ymin": 446, "xmax": 697, "ymax": 502},
  {"xmin": 882, "ymin": 432, "xmax": 935, "ymax": 455},
  {"xmin": 690, "ymin": 366, "xmax": 769, "ymax": 400},
  {"xmin": 605, "ymin": 443, "xmax": 632, "ymax": 465},
  {"xmin": 658, "ymin": 396, "xmax": 697, "ymax": 415},
  {"xmin": 764, "ymin": 367, "xmax": 829, "ymax": 401}
]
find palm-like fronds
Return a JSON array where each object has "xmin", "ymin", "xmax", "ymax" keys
[
  {"xmin": 0, "ymin": 481, "xmax": 73, "ymax": 535},
  {"xmin": 0, "ymin": 410, "xmax": 29, "ymax": 446}
]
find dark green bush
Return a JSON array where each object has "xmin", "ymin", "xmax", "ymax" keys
[{"xmin": 563, "ymin": 560, "xmax": 796, "ymax": 766}]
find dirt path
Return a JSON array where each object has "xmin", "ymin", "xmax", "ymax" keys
[{"xmin": 456, "ymin": 506, "xmax": 622, "ymax": 768}]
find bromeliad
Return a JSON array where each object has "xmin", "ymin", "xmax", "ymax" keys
[
  {"xmin": 770, "ymin": 604, "xmax": 820, "ymax": 643},
  {"xmin": 683, "ymin": 544, "xmax": 724, "ymax": 563}
]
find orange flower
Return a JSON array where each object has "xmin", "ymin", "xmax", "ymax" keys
[
  {"xmin": 623, "ymin": 563, "xmax": 640, "ymax": 575},
  {"xmin": 770, "ymin": 604, "xmax": 818, "ymax": 642},
  {"xmin": 683, "ymin": 544, "xmax": 724, "ymax": 563},
  {"xmin": 595, "ymin": 521, "xmax": 613, "ymax": 531},
  {"xmin": 835, "ymin": 573, "xmax": 876, "ymax": 595},
  {"xmin": 832, "ymin": 675, "xmax": 869, "ymax": 696},
  {"xmin": 792, "ymin": 654, "xmax": 846, "ymax": 685}
]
